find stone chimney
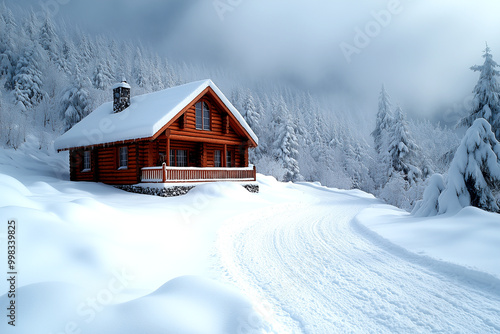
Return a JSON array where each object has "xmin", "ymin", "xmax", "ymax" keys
[{"xmin": 112, "ymin": 80, "xmax": 131, "ymax": 113}]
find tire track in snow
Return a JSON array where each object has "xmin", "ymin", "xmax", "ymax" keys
[{"xmin": 216, "ymin": 187, "xmax": 500, "ymax": 333}]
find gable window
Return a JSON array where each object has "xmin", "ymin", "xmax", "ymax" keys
[
  {"xmin": 226, "ymin": 150, "xmax": 232, "ymax": 167},
  {"xmin": 83, "ymin": 150, "xmax": 91, "ymax": 171},
  {"xmin": 119, "ymin": 146, "xmax": 128, "ymax": 169},
  {"xmin": 214, "ymin": 150, "xmax": 221, "ymax": 167},
  {"xmin": 195, "ymin": 101, "xmax": 210, "ymax": 131}
]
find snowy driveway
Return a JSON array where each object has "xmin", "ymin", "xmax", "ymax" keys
[{"xmin": 216, "ymin": 183, "xmax": 500, "ymax": 333}]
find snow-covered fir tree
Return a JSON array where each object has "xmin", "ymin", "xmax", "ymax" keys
[
  {"xmin": 39, "ymin": 15, "xmax": 60, "ymax": 63},
  {"xmin": 58, "ymin": 39, "xmax": 76, "ymax": 75},
  {"xmin": 242, "ymin": 90, "xmax": 260, "ymax": 131},
  {"xmin": 12, "ymin": 43, "xmax": 45, "ymax": 110},
  {"xmin": 438, "ymin": 118, "xmax": 500, "ymax": 214},
  {"xmin": 412, "ymin": 174, "xmax": 446, "ymax": 217},
  {"xmin": 458, "ymin": 44, "xmax": 500, "ymax": 138},
  {"xmin": 372, "ymin": 84, "xmax": 394, "ymax": 154},
  {"xmin": 133, "ymin": 47, "xmax": 148, "ymax": 89},
  {"xmin": 270, "ymin": 97, "xmax": 301, "ymax": 182},
  {"xmin": 61, "ymin": 65, "xmax": 91, "ymax": 130},
  {"xmin": 92, "ymin": 61, "xmax": 113, "ymax": 90},
  {"xmin": 150, "ymin": 54, "xmax": 165, "ymax": 91},
  {"xmin": 387, "ymin": 106, "xmax": 422, "ymax": 183},
  {"xmin": 0, "ymin": 6, "xmax": 18, "ymax": 90}
]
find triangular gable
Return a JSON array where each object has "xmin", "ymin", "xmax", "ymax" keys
[{"xmin": 151, "ymin": 86, "xmax": 258, "ymax": 147}]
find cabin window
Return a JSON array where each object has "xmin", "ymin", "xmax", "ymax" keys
[
  {"xmin": 177, "ymin": 150, "xmax": 187, "ymax": 167},
  {"xmin": 226, "ymin": 150, "xmax": 232, "ymax": 167},
  {"xmin": 170, "ymin": 149, "xmax": 188, "ymax": 167},
  {"xmin": 82, "ymin": 150, "xmax": 91, "ymax": 171},
  {"xmin": 195, "ymin": 101, "xmax": 210, "ymax": 131},
  {"xmin": 169, "ymin": 149, "xmax": 176, "ymax": 167},
  {"xmin": 119, "ymin": 146, "xmax": 128, "ymax": 169},
  {"xmin": 214, "ymin": 150, "xmax": 221, "ymax": 167}
]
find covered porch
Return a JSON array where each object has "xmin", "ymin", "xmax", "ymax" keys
[{"xmin": 141, "ymin": 164, "xmax": 257, "ymax": 183}]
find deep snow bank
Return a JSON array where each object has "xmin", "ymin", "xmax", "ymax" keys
[
  {"xmin": 355, "ymin": 204, "xmax": 500, "ymax": 280},
  {"xmin": 0, "ymin": 139, "xmax": 266, "ymax": 333}
]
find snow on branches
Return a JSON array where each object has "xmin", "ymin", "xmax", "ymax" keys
[
  {"xmin": 415, "ymin": 118, "xmax": 500, "ymax": 216},
  {"xmin": 458, "ymin": 44, "xmax": 500, "ymax": 138}
]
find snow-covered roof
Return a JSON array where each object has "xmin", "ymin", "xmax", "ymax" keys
[
  {"xmin": 112, "ymin": 81, "xmax": 131, "ymax": 89},
  {"xmin": 54, "ymin": 79, "xmax": 258, "ymax": 150}
]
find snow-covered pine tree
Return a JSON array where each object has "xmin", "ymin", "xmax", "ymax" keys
[
  {"xmin": 150, "ymin": 54, "xmax": 165, "ymax": 91},
  {"xmin": 231, "ymin": 87, "xmax": 244, "ymax": 116},
  {"xmin": 58, "ymin": 39, "xmax": 76, "ymax": 75},
  {"xmin": 92, "ymin": 61, "xmax": 113, "ymax": 90},
  {"xmin": 458, "ymin": 44, "xmax": 500, "ymax": 138},
  {"xmin": 387, "ymin": 106, "xmax": 422, "ymax": 183},
  {"xmin": 23, "ymin": 10, "xmax": 40, "ymax": 41},
  {"xmin": 12, "ymin": 43, "xmax": 45, "ymax": 110},
  {"xmin": 243, "ymin": 90, "xmax": 260, "ymax": 131},
  {"xmin": 270, "ymin": 96, "xmax": 301, "ymax": 182},
  {"xmin": 163, "ymin": 58, "xmax": 176, "ymax": 88},
  {"xmin": 133, "ymin": 47, "xmax": 148, "ymax": 89},
  {"xmin": 0, "ymin": 6, "xmax": 18, "ymax": 89},
  {"xmin": 39, "ymin": 15, "xmax": 60, "ymax": 63},
  {"xmin": 371, "ymin": 84, "xmax": 394, "ymax": 154},
  {"xmin": 412, "ymin": 174, "xmax": 445, "ymax": 217},
  {"xmin": 438, "ymin": 118, "xmax": 500, "ymax": 214},
  {"xmin": 342, "ymin": 133, "xmax": 363, "ymax": 189},
  {"xmin": 61, "ymin": 64, "xmax": 91, "ymax": 130},
  {"xmin": 77, "ymin": 33, "xmax": 94, "ymax": 68}
]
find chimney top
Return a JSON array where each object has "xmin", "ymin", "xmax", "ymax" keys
[
  {"xmin": 112, "ymin": 80, "xmax": 131, "ymax": 90},
  {"xmin": 113, "ymin": 80, "xmax": 131, "ymax": 113}
]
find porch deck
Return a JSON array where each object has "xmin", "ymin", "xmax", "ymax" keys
[{"xmin": 141, "ymin": 164, "xmax": 257, "ymax": 183}]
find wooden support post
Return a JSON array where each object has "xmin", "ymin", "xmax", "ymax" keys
[
  {"xmin": 200, "ymin": 142, "xmax": 207, "ymax": 167},
  {"xmin": 166, "ymin": 136, "xmax": 170, "ymax": 166},
  {"xmin": 162, "ymin": 162, "xmax": 166, "ymax": 183},
  {"xmin": 243, "ymin": 144, "xmax": 249, "ymax": 167},
  {"xmin": 223, "ymin": 144, "xmax": 227, "ymax": 167}
]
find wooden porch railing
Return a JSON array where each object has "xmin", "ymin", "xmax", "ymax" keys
[{"xmin": 141, "ymin": 164, "xmax": 257, "ymax": 183}]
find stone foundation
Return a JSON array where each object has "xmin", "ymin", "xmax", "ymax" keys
[{"xmin": 116, "ymin": 183, "xmax": 259, "ymax": 197}]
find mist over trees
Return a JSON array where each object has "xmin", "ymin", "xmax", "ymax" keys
[{"xmin": 0, "ymin": 5, "xmax": 467, "ymax": 211}]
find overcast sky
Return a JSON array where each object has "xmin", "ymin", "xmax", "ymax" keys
[{"xmin": 8, "ymin": 0, "xmax": 500, "ymax": 121}]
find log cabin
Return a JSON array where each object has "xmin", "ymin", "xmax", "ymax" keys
[{"xmin": 54, "ymin": 79, "xmax": 258, "ymax": 185}]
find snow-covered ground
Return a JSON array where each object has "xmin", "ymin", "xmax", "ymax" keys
[
  {"xmin": 216, "ymin": 181, "xmax": 500, "ymax": 332},
  {"xmin": 1, "ymin": 139, "xmax": 500, "ymax": 333},
  {"xmin": 356, "ymin": 204, "xmax": 500, "ymax": 280}
]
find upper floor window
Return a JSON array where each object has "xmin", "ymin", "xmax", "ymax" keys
[
  {"xmin": 83, "ymin": 150, "xmax": 91, "ymax": 171},
  {"xmin": 226, "ymin": 150, "xmax": 232, "ymax": 167},
  {"xmin": 195, "ymin": 101, "xmax": 211, "ymax": 131},
  {"xmin": 119, "ymin": 146, "xmax": 128, "ymax": 169}
]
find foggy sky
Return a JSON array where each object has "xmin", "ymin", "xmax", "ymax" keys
[{"xmin": 7, "ymin": 0, "xmax": 500, "ymax": 121}]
